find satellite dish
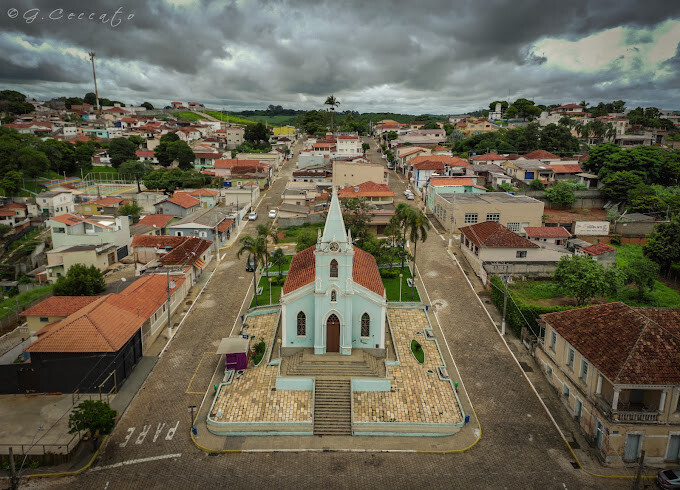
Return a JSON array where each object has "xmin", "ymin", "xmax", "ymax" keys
[{"xmin": 121, "ymin": 278, "xmax": 127, "ymax": 282}]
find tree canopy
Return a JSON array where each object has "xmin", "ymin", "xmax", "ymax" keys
[
  {"xmin": 68, "ymin": 400, "xmax": 117, "ymax": 439},
  {"xmin": 108, "ymin": 137, "xmax": 137, "ymax": 168},
  {"xmin": 53, "ymin": 264, "xmax": 106, "ymax": 296},
  {"xmin": 553, "ymin": 255, "xmax": 608, "ymax": 306}
]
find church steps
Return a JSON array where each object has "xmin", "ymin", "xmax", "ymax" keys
[{"xmin": 313, "ymin": 379, "xmax": 352, "ymax": 436}]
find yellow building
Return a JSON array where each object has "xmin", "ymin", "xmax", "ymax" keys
[
  {"xmin": 537, "ymin": 303, "xmax": 680, "ymax": 466},
  {"xmin": 273, "ymin": 125, "xmax": 297, "ymax": 137}
]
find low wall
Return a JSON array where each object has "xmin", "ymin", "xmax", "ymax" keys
[
  {"xmin": 613, "ymin": 220, "xmax": 661, "ymax": 236},
  {"xmin": 519, "ymin": 190, "xmax": 606, "ymax": 209},
  {"xmin": 278, "ymin": 214, "xmax": 325, "ymax": 228},
  {"xmin": 484, "ymin": 261, "xmax": 559, "ymax": 279}
]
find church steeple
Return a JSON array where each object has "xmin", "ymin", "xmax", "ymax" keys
[{"xmin": 321, "ymin": 187, "xmax": 348, "ymax": 245}]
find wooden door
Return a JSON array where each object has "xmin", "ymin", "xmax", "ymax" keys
[{"xmin": 326, "ymin": 314, "xmax": 340, "ymax": 353}]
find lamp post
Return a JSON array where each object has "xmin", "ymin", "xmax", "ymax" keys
[
  {"xmin": 269, "ymin": 277, "xmax": 273, "ymax": 305},
  {"xmin": 399, "ymin": 273, "xmax": 403, "ymax": 302}
]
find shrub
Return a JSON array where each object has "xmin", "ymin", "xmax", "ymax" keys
[
  {"xmin": 379, "ymin": 269, "xmax": 398, "ymax": 279},
  {"xmin": 610, "ymin": 236, "xmax": 622, "ymax": 245},
  {"xmin": 251, "ymin": 339, "xmax": 266, "ymax": 366},
  {"xmin": 410, "ymin": 340, "xmax": 424, "ymax": 364}
]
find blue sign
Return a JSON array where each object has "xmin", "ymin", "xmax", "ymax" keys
[{"xmin": 224, "ymin": 181, "xmax": 232, "ymax": 188}]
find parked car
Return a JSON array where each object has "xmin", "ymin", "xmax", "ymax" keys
[
  {"xmin": 249, "ymin": 211, "xmax": 258, "ymax": 221},
  {"xmin": 406, "ymin": 192, "xmax": 415, "ymax": 200},
  {"xmin": 245, "ymin": 254, "xmax": 255, "ymax": 272},
  {"xmin": 268, "ymin": 209, "xmax": 277, "ymax": 219},
  {"xmin": 657, "ymin": 468, "xmax": 680, "ymax": 489}
]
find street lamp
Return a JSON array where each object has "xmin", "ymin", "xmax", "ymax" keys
[
  {"xmin": 268, "ymin": 277, "xmax": 273, "ymax": 305},
  {"xmin": 399, "ymin": 273, "xmax": 403, "ymax": 302}
]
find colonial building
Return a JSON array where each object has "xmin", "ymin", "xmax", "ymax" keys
[{"xmin": 280, "ymin": 188, "xmax": 386, "ymax": 356}]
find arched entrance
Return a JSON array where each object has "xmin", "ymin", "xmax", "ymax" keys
[{"xmin": 326, "ymin": 314, "xmax": 340, "ymax": 353}]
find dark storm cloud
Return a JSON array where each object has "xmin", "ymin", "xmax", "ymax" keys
[{"xmin": 1, "ymin": 0, "xmax": 679, "ymax": 112}]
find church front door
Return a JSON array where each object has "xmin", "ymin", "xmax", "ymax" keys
[{"xmin": 326, "ymin": 314, "xmax": 340, "ymax": 352}]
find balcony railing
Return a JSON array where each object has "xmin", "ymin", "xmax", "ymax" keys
[{"xmin": 594, "ymin": 395, "xmax": 661, "ymax": 423}]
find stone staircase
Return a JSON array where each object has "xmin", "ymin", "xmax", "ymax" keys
[
  {"xmin": 313, "ymin": 379, "xmax": 351, "ymax": 435},
  {"xmin": 283, "ymin": 349, "xmax": 385, "ymax": 378}
]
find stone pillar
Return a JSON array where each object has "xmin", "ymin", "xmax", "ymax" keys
[
  {"xmin": 596, "ymin": 374, "xmax": 603, "ymax": 395},
  {"xmin": 659, "ymin": 390, "xmax": 667, "ymax": 412},
  {"xmin": 612, "ymin": 389, "xmax": 620, "ymax": 411}
]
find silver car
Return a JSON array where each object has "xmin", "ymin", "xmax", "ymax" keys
[{"xmin": 657, "ymin": 468, "xmax": 680, "ymax": 489}]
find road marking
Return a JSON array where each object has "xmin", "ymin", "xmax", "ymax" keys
[
  {"xmin": 91, "ymin": 453, "xmax": 182, "ymax": 472},
  {"xmin": 135, "ymin": 425, "xmax": 151, "ymax": 445},
  {"xmin": 119, "ymin": 421, "xmax": 179, "ymax": 447},
  {"xmin": 186, "ymin": 352, "xmax": 216, "ymax": 394}
]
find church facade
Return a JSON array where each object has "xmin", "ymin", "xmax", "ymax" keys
[{"xmin": 280, "ymin": 188, "xmax": 387, "ymax": 356}]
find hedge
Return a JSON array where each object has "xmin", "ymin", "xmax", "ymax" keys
[{"xmin": 488, "ymin": 275, "xmax": 574, "ymax": 338}]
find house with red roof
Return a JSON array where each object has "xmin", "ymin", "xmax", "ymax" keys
[
  {"xmin": 550, "ymin": 104, "xmax": 586, "ymax": 116},
  {"xmin": 338, "ymin": 181, "xmax": 396, "ymax": 233},
  {"xmin": 536, "ymin": 302, "xmax": 680, "ymax": 465},
  {"xmin": 574, "ymin": 242, "xmax": 617, "ymax": 266},
  {"xmin": 174, "ymin": 188, "xmax": 220, "ymax": 208},
  {"xmin": 459, "ymin": 221, "xmax": 570, "ymax": 283},
  {"xmin": 523, "ymin": 226, "xmax": 571, "ymax": 246},
  {"xmin": 21, "ymin": 296, "xmax": 100, "ymax": 336},
  {"xmin": 48, "ymin": 213, "xmax": 131, "ymax": 251},
  {"xmin": 136, "ymin": 149, "xmax": 158, "ymax": 164},
  {"xmin": 333, "ymin": 160, "xmax": 388, "ymax": 188},
  {"xmin": 409, "ymin": 155, "xmax": 469, "ymax": 194},
  {"xmin": 132, "ymin": 214, "xmax": 175, "ymax": 235},
  {"xmin": 154, "ymin": 192, "xmax": 201, "ymax": 217},
  {"xmin": 78, "ymin": 196, "xmax": 129, "ymax": 216},
  {"xmin": 520, "ymin": 150, "xmax": 561, "ymax": 162},
  {"xmin": 548, "ymin": 163, "xmax": 584, "ymax": 182},
  {"xmin": 280, "ymin": 188, "xmax": 386, "ymax": 356},
  {"xmin": 471, "ymin": 153, "xmax": 507, "ymax": 163}
]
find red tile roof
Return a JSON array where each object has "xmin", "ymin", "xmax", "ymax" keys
[
  {"xmin": 523, "ymin": 226, "xmax": 571, "ymax": 238},
  {"xmin": 194, "ymin": 152, "xmax": 220, "ymax": 159},
  {"xmin": 523, "ymin": 150, "xmax": 560, "ymax": 160},
  {"xmin": 541, "ymin": 302, "xmax": 680, "ymax": 385},
  {"xmin": 428, "ymin": 177, "xmax": 481, "ymax": 188},
  {"xmin": 136, "ymin": 150, "xmax": 155, "ymax": 157},
  {"xmin": 338, "ymin": 181, "xmax": 394, "ymax": 198},
  {"xmin": 460, "ymin": 221, "xmax": 539, "ymax": 248},
  {"xmin": 581, "ymin": 243, "xmax": 616, "ymax": 256},
  {"xmin": 160, "ymin": 237, "xmax": 212, "ymax": 265},
  {"xmin": 25, "ymin": 295, "xmax": 145, "ymax": 353},
  {"xmin": 0, "ymin": 210, "xmax": 15, "ymax": 217},
  {"xmin": 131, "ymin": 234, "xmax": 188, "ymax": 248},
  {"xmin": 472, "ymin": 153, "xmax": 505, "ymax": 161},
  {"xmin": 188, "ymin": 188, "xmax": 219, "ymax": 197},
  {"xmin": 2, "ymin": 203, "xmax": 27, "ymax": 210},
  {"xmin": 410, "ymin": 155, "xmax": 469, "ymax": 167},
  {"xmin": 137, "ymin": 214, "xmax": 174, "ymax": 229},
  {"xmin": 165, "ymin": 193, "xmax": 201, "ymax": 209},
  {"xmin": 50, "ymin": 214, "xmax": 110, "ymax": 229},
  {"xmin": 21, "ymin": 296, "xmax": 100, "ymax": 318},
  {"xmin": 91, "ymin": 196, "xmax": 124, "ymax": 206},
  {"xmin": 282, "ymin": 245, "xmax": 384, "ymax": 296},
  {"xmin": 214, "ymin": 159, "xmax": 267, "ymax": 169},
  {"xmin": 549, "ymin": 164, "xmax": 583, "ymax": 174},
  {"xmin": 217, "ymin": 219, "xmax": 234, "ymax": 232}
]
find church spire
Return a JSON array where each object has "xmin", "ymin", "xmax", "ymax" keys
[{"xmin": 321, "ymin": 187, "xmax": 347, "ymax": 244}]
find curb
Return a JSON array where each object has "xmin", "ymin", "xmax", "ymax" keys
[{"xmin": 26, "ymin": 435, "xmax": 109, "ymax": 480}]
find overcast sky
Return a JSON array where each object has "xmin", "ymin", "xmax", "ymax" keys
[{"xmin": 1, "ymin": 0, "xmax": 680, "ymax": 114}]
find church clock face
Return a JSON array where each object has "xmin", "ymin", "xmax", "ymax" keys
[{"xmin": 329, "ymin": 241, "xmax": 339, "ymax": 252}]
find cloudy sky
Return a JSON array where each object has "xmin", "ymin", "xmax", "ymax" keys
[{"xmin": 1, "ymin": 0, "xmax": 680, "ymax": 114}]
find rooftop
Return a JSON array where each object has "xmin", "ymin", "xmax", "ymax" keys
[
  {"xmin": 338, "ymin": 181, "xmax": 394, "ymax": 198},
  {"xmin": 523, "ymin": 226, "xmax": 572, "ymax": 238},
  {"xmin": 460, "ymin": 221, "xmax": 539, "ymax": 249},
  {"xmin": 441, "ymin": 192, "xmax": 542, "ymax": 205},
  {"xmin": 136, "ymin": 214, "xmax": 175, "ymax": 229},
  {"xmin": 541, "ymin": 302, "xmax": 680, "ymax": 385},
  {"xmin": 21, "ymin": 296, "xmax": 100, "ymax": 318}
]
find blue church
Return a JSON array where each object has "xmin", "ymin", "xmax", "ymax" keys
[{"xmin": 280, "ymin": 188, "xmax": 387, "ymax": 356}]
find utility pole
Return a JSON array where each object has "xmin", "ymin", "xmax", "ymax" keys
[
  {"xmin": 88, "ymin": 52, "xmax": 101, "ymax": 118},
  {"xmin": 633, "ymin": 450, "xmax": 645, "ymax": 490},
  {"xmin": 166, "ymin": 269, "xmax": 174, "ymax": 339},
  {"xmin": 498, "ymin": 263, "xmax": 509, "ymax": 336},
  {"xmin": 9, "ymin": 447, "xmax": 18, "ymax": 490}
]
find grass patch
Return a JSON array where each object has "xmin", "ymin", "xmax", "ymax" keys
[
  {"xmin": 509, "ymin": 281, "xmax": 562, "ymax": 303},
  {"xmin": 0, "ymin": 285, "xmax": 53, "ymax": 319},
  {"xmin": 411, "ymin": 340, "xmax": 424, "ymax": 364},
  {"xmin": 203, "ymin": 111, "xmax": 257, "ymax": 125},
  {"xmin": 172, "ymin": 111, "xmax": 208, "ymax": 122},
  {"xmin": 267, "ymin": 255, "xmax": 293, "ymax": 275},
  {"xmin": 613, "ymin": 243, "xmax": 644, "ymax": 268},
  {"xmin": 86, "ymin": 166, "xmax": 119, "ymax": 176},
  {"xmin": 245, "ymin": 115, "xmax": 297, "ymax": 127},
  {"xmin": 280, "ymin": 223, "xmax": 324, "ymax": 240},
  {"xmin": 250, "ymin": 275, "xmax": 283, "ymax": 308},
  {"xmin": 381, "ymin": 267, "xmax": 420, "ymax": 302},
  {"xmin": 7, "ymin": 228, "xmax": 41, "ymax": 252}
]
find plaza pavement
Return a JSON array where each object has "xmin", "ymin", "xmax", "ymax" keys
[{"xmin": 18, "ymin": 139, "xmax": 626, "ymax": 489}]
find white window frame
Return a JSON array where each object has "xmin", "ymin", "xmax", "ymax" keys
[
  {"xmin": 567, "ymin": 347, "xmax": 575, "ymax": 369},
  {"xmin": 550, "ymin": 331, "xmax": 556, "ymax": 351},
  {"xmin": 486, "ymin": 213, "xmax": 500, "ymax": 222},
  {"xmin": 464, "ymin": 213, "xmax": 478, "ymax": 224},
  {"xmin": 507, "ymin": 222, "xmax": 520, "ymax": 232},
  {"xmin": 580, "ymin": 359, "xmax": 589, "ymax": 382}
]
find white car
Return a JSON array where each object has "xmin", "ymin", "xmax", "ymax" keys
[
  {"xmin": 268, "ymin": 209, "xmax": 277, "ymax": 219},
  {"xmin": 249, "ymin": 211, "xmax": 258, "ymax": 221},
  {"xmin": 406, "ymin": 192, "xmax": 415, "ymax": 200}
]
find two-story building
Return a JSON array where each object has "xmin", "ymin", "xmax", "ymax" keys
[
  {"xmin": 48, "ymin": 214, "xmax": 131, "ymax": 253},
  {"xmin": 154, "ymin": 193, "xmax": 202, "ymax": 217},
  {"xmin": 37, "ymin": 191, "xmax": 74, "ymax": 216},
  {"xmin": 332, "ymin": 161, "xmax": 388, "ymax": 188},
  {"xmin": 335, "ymin": 135, "xmax": 362, "ymax": 157},
  {"xmin": 426, "ymin": 177, "xmax": 486, "ymax": 212},
  {"xmin": 537, "ymin": 303, "xmax": 680, "ymax": 465}
]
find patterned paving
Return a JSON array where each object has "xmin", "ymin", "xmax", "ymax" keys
[
  {"xmin": 209, "ymin": 312, "xmax": 312, "ymax": 423},
  {"xmin": 353, "ymin": 308, "xmax": 463, "ymax": 425}
]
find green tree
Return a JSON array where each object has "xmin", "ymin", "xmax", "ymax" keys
[
  {"xmin": 74, "ymin": 142, "xmax": 96, "ymax": 171},
  {"xmin": 390, "ymin": 203, "xmax": 414, "ymax": 270},
  {"xmin": 387, "ymin": 131, "xmax": 398, "ymax": 141},
  {"xmin": 644, "ymin": 217, "xmax": 680, "ymax": 275},
  {"xmin": 244, "ymin": 122, "xmax": 271, "ymax": 147},
  {"xmin": 108, "ymin": 137, "xmax": 137, "ymax": 168},
  {"xmin": 405, "ymin": 209, "xmax": 430, "ymax": 300},
  {"xmin": 256, "ymin": 223, "xmax": 278, "ymax": 272},
  {"xmin": 118, "ymin": 159, "xmax": 152, "ymax": 192},
  {"xmin": 128, "ymin": 134, "xmax": 144, "ymax": 146},
  {"xmin": 38, "ymin": 139, "xmax": 76, "ymax": 175},
  {"xmin": 529, "ymin": 178, "xmax": 545, "ymax": 190},
  {"xmin": 83, "ymin": 92, "xmax": 97, "ymax": 105},
  {"xmin": 17, "ymin": 147, "xmax": 49, "ymax": 178},
  {"xmin": 601, "ymin": 171, "xmax": 645, "ymax": 201},
  {"xmin": 53, "ymin": 264, "xmax": 106, "ymax": 296},
  {"xmin": 271, "ymin": 247, "xmax": 286, "ymax": 280},
  {"xmin": 296, "ymin": 228, "xmax": 318, "ymax": 252},
  {"xmin": 625, "ymin": 257, "xmax": 659, "ymax": 298},
  {"xmin": 362, "ymin": 142, "xmax": 370, "ymax": 154},
  {"xmin": 423, "ymin": 121, "xmax": 439, "ymax": 130},
  {"xmin": 553, "ymin": 255, "xmax": 607, "ymax": 305},
  {"xmin": 2, "ymin": 170, "xmax": 22, "ymax": 196},
  {"xmin": 141, "ymin": 101, "xmax": 154, "ymax": 110},
  {"xmin": 68, "ymin": 400, "xmax": 117, "ymax": 449},
  {"xmin": 341, "ymin": 197, "xmax": 372, "ymax": 246},
  {"xmin": 545, "ymin": 182, "xmax": 576, "ymax": 207},
  {"xmin": 118, "ymin": 201, "xmax": 143, "ymax": 220},
  {"xmin": 324, "ymin": 95, "xmax": 340, "ymax": 130},
  {"xmin": 171, "ymin": 141, "xmax": 196, "ymax": 171},
  {"xmin": 237, "ymin": 234, "xmax": 267, "ymax": 307}
]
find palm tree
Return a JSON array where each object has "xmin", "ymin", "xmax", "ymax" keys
[
  {"xmin": 237, "ymin": 234, "xmax": 267, "ymax": 307},
  {"xmin": 573, "ymin": 120, "xmax": 583, "ymax": 139},
  {"xmin": 256, "ymin": 223, "xmax": 275, "ymax": 272},
  {"xmin": 271, "ymin": 247, "xmax": 286, "ymax": 280},
  {"xmin": 605, "ymin": 122, "xmax": 617, "ymax": 142},
  {"xmin": 390, "ymin": 202, "xmax": 414, "ymax": 271},
  {"xmin": 405, "ymin": 209, "xmax": 430, "ymax": 300},
  {"xmin": 558, "ymin": 116, "xmax": 572, "ymax": 128},
  {"xmin": 324, "ymin": 95, "xmax": 340, "ymax": 131}
]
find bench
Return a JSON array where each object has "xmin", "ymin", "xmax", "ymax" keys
[
  {"xmin": 406, "ymin": 278, "xmax": 414, "ymax": 288},
  {"xmin": 256, "ymin": 287, "xmax": 263, "ymax": 295},
  {"xmin": 437, "ymin": 366, "xmax": 450, "ymax": 379}
]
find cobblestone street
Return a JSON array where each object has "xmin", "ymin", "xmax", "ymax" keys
[{"xmin": 26, "ymin": 141, "xmax": 622, "ymax": 489}]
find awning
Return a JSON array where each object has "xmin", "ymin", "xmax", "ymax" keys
[{"xmin": 216, "ymin": 337, "xmax": 250, "ymax": 355}]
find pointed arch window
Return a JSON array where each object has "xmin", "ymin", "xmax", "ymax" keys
[
  {"xmin": 361, "ymin": 313, "xmax": 370, "ymax": 337},
  {"xmin": 297, "ymin": 311, "xmax": 306, "ymax": 336},
  {"xmin": 330, "ymin": 290, "xmax": 337, "ymax": 302},
  {"xmin": 330, "ymin": 259, "xmax": 338, "ymax": 278}
]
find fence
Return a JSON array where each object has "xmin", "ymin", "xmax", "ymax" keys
[{"xmin": 0, "ymin": 434, "xmax": 81, "ymax": 465}]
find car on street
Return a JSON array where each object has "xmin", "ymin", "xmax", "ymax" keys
[
  {"xmin": 249, "ymin": 211, "xmax": 258, "ymax": 221},
  {"xmin": 245, "ymin": 254, "xmax": 255, "ymax": 272},
  {"xmin": 403, "ymin": 189, "xmax": 412, "ymax": 196},
  {"xmin": 268, "ymin": 209, "xmax": 277, "ymax": 219},
  {"xmin": 405, "ymin": 192, "xmax": 415, "ymax": 200},
  {"xmin": 657, "ymin": 468, "xmax": 680, "ymax": 489}
]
